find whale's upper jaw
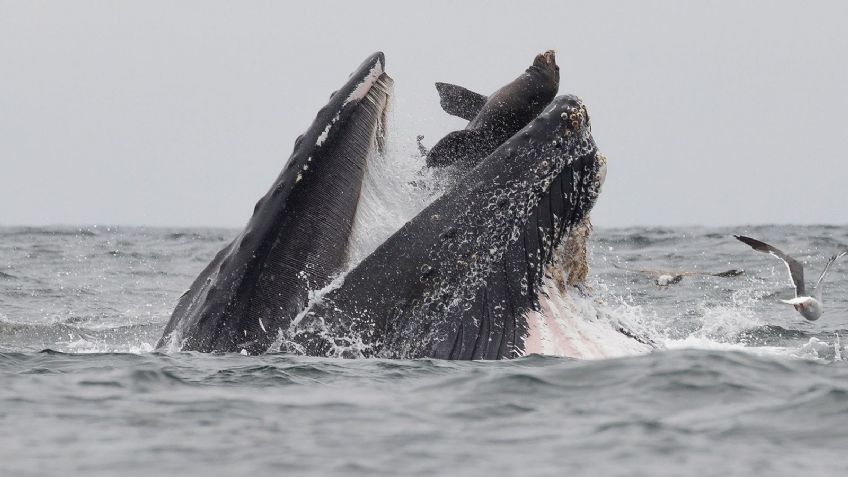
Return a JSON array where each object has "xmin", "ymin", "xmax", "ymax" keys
[
  {"xmin": 507, "ymin": 94, "xmax": 590, "ymax": 148},
  {"xmin": 436, "ymin": 96, "xmax": 603, "ymax": 359},
  {"xmin": 558, "ymin": 95, "xmax": 590, "ymax": 132}
]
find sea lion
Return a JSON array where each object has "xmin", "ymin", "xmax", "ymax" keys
[{"xmin": 425, "ymin": 50, "xmax": 560, "ymax": 170}]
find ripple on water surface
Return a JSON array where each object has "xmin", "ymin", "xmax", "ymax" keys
[{"xmin": 1, "ymin": 350, "xmax": 848, "ymax": 476}]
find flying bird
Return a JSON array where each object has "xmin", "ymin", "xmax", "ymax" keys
[
  {"xmin": 734, "ymin": 235, "xmax": 847, "ymax": 321},
  {"xmin": 612, "ymin": 263, "xmax": 744, "ymax": 287}
]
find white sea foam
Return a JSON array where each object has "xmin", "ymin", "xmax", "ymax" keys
[{"xmin": 61, "ymin": 337, "xmax": 155, "ymax": 354}]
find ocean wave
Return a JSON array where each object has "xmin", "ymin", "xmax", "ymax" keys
[
  {"xmin": 164, "ymin": 231, "xmax": 231, "ymax": 242},
  {"xmin": 0, "ymin": 227, "xmax": 98, "ymax": 237}
]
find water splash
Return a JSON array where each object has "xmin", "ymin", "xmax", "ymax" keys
[{"xmin": 346, "ymin": 92, "xmax": 441, "ymax": 268}]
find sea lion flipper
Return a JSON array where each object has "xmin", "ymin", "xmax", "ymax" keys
[
  {"xmin": 425, "ymin": 129, "xmax": 490, "ymax": 168},
  {"xmin": 435, "ymin": 82, "xmax": 487, "ymax": 121}
]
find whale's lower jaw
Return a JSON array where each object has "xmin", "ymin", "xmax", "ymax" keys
[{"xmin": 157, "ymin": 53, "xmax": 394, "ymax": 354}]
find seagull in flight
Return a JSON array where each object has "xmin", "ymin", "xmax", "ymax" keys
[
  {"xmin": 735, "ymin": 235, "xmax": 847, "ymax": 321},
  {"xmin": 612, "ymin": 263, "xmax": 744, "ymax": 287}
]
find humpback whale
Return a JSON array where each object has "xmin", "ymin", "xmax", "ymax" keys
[
  {"xmin": 157, "ymin": 52, "xmax": 393, "ymax": 353},
  {"xmin": 288, "ymin": 95, "xmax": 606, "ymax": 359},
  {"xmin": 425, "ymin": 50, "xmax": 560, "ymax": 170}
]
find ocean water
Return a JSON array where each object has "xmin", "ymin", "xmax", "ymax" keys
[{"xmin": 2, "ymin": 224, "xmax": 847, "ymax": 476}]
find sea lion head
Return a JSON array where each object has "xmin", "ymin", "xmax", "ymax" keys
[
  {"xmin": 533, "ymin": 50, "xmax": 557, "ymax": 68},
  {"xmin": 527, "ymin": 50, "xmax": 559, "ymax": 91},
  {"xmin": 531, "ymin": 50, "xmax": 559, "ymax": 81}
]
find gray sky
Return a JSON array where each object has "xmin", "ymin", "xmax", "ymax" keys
[{"xmin": 1, "ymin": 1, "xmax": 845, "ymax": 228}]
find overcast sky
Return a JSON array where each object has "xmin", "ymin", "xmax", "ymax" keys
[{"xmin": 1, "ymin": 1, "xmax": 845, "ymax": 228}]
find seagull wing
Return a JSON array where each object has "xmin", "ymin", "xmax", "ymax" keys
[
  {"xmin": 709, "ymin": 269, "xmax": 746, "ymax": 278},
  {"xmin": 677, "ymin": 269, "xmax": 745, "ymax": 278},
  {"xmin": 815, "ymin": 250, "xmax": 847, "ymax": 290},
  {"xmin": 735, "ymin": 235, "xmax": 805, "ymax": 297},
  {"xmin": 612, "ymin": 263, "xmax": 661, "ymax": 276}
]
